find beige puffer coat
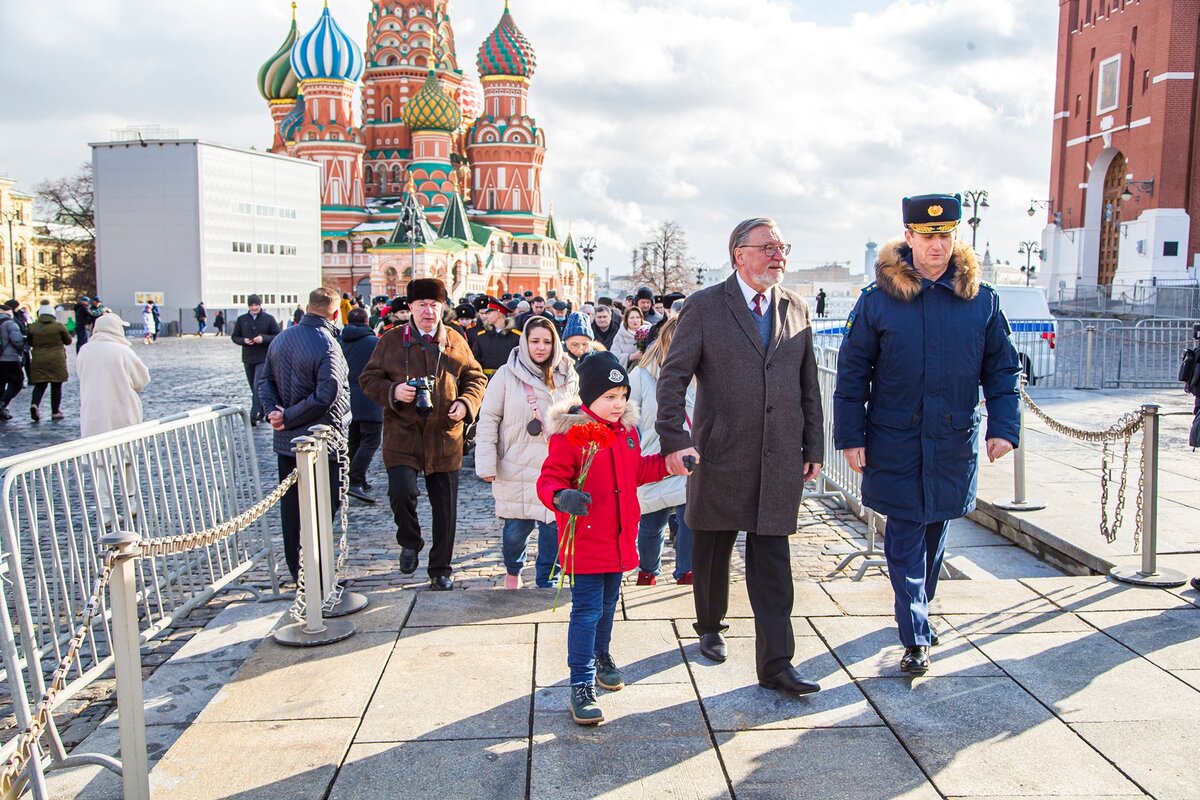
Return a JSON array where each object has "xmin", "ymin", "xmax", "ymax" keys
[
  {"xmin": 629, "ymin": 364, "xmax": 695, "ymax": 514},
  {"xmin": 475, "ymin": 331, "xmax": 579, "ymax": 522}
]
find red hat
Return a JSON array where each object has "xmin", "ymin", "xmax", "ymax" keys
[{"xmin": 486, "ymin": 297, "xmax": 512, "ymax": 315}]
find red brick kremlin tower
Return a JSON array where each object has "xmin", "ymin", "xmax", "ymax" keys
[
  {"xmin": 1040, "ymin": 0, "xmax": 1200, "ymax": 295},
  {"xmin": 256, "ymin": 1, "xmax": 583, "ymax": 300}
]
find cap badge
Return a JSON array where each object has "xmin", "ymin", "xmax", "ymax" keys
[
  {"xmin": 928, "ymin": 205, "xmax": 944, "ymax": 217},
  {"xmin": 608, "ymin": 369, "xmax": 624, "ymax": 383}
]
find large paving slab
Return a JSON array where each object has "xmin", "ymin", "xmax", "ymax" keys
[
  {"xmin": 1078, "ymin": 608, "xmax": 1200, "ymax": 671},
  {"xmin": 169, "ymin": 599, "xmax": 283, "ymax": 663},
  {"xmin": 1073, "ymin": 720, "xmax": 1194, "ymax": 800},
  {"xmin": 535, "ymin": 619, "xmax": 690, "ymax": 687},
  {"xmin": 969, "ymin": 629, "xmax": 1200, "ymax": 722},
  {"xmin": 405, "ymin": 586, "xmax": 571, "ymax": 626},
  {"xmin": 104, "ymin": 658, "xmax": 241, "ymax": 728},
  {"xmin": 621, "ymin": 581, "xmax": 754, "ymax": 620},
  {"xmin": 812, "ymin": 616, "xmax": 1002, "ymax": 678},
  {"xmin": 530, "ymin": 682, "xmax": 727, "ymax": 799},
  {"xmin": 347, "ymin": 586, "xmax": 417, "ymax": 633},
  {"xmin": 717, "ymin": 728, "xmax": 940, "ymax": 800},
  {"xmin": 196, "ymin": 632, "xmax": 396, "ymax": 723},
  {"xmin": 678, "ymin": 615, "xmax": 817, "ymax": 640},
  {"xmin": 939, "ymin": 610, "xmax": 1094, "ymax": 636},
  {"xmin": 329, "ymin": 739, "xmax": 528, "ymax": 800},
  {"xmin": 858, "ymin": 677, "xmax": 1140, "ymax": 797},
  {"xmin": 1022, "ymin": 575, "xmax": 1198, "ymax": 612},
  {"xmin": 357, "ymin": 623, "xmax": 534, "ymax": 742},
  {"xmin": 821, "ymin": 577, "xmax": 1053, "ymax": 617},
  {"xmin": 148, "ymin": 718, "xmax": 357, "ymax": 799},
  {"xmin": 44, "ymin": 723, "xmax": 187, "ymax": 800},
  {"xmin": 686, "ymin": 631, "xmax": 879, "ymax": 730}
]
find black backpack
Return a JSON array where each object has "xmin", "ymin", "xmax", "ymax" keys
[{"xmin": 1180, "ymin": 346, "xmax": 1200, "ymax": 395}]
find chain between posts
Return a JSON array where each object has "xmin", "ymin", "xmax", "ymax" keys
[
  {"xmin": 287, "ymin": 428, "xmax": 351, "ymax": 623},
  {"xmin": 1019, "ymin": 387, "xmax": 1146, "ymax": 546},
  {"xmin": 0, "ymin": 550, "xmax": 117, "ymax": 797}
]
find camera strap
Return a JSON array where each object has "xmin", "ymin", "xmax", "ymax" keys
[
  {"xmin": 401, "ymin": 323, "xmax": 445, "ymax": 381},
  {"xmin": 521, "ymin": 381, "xmax": 547, "ymax": 440}
]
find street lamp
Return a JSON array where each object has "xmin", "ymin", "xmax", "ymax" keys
[
  {"xmin": 578, "ymin": 236, "xmax": 596, "ymax": 303},
  {"xmin": 962, "ymin": 189, "xmax": 989, "ymax": 252},
  {"xmin": 695, "ymin": 264, "xmax": 704, "ymax": 288},
  {"xmin": 1, "ymin": 207, "xmax": 19, "ymax": 300},
  {"xmin": 1018, "ymin": 240, "xmax": 1041, "ymax": 286}
]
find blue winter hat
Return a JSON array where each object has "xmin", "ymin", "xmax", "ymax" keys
[{"xmin": 563, "ymin": 312, "xmax": 592, "ymax": 341}]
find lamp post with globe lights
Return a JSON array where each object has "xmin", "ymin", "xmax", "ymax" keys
[
  {"xmin": 962, "ymin": 189, "xmax": 989, "ymax": 252},
  {"xmin": 1018, "ymin": 240, "xmax": 1041, "ymax": 286},
  {"xmin": 578, "ymin": 236, "xmax": 596, "ymax": 303},
  {"xmin": 1, "ymin": 206, "xmax": 19, "ymax": 299}
]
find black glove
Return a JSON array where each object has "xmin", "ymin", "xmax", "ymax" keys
[{"xmin": 554, "ymin": 489, "xmax": 592, "ymax": 516}]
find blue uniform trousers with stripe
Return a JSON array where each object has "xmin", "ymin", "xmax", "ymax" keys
[{"xmin": 883, "ymin": 517, "xmax": 950, "ymax": 647}]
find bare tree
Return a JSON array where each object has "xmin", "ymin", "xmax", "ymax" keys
[
  {"xmin": 34, "ymin": 163, "xmax": 96, "ymax": 299},
  {"xmin": 633, "ymin": 220, "xmax": 694, "ymax": 293}
]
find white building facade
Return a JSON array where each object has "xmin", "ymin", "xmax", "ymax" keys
[{"xmin": 92, "ymin": 139, "xmax": 321, "ymax": 327}]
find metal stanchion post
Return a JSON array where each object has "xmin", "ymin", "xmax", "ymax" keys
[
  {"xmin": 1110, "ymin": 405, "xmax": 1187, "ymax": 587},
  {"xmin": 994, "ymin": 377, "xmax": 1046, "ymax": 512},
  {"xmin": 274, "ymin": 437, "xmax": 356, "ymax": 646},
  {"xmin": 98, "ymin": 531, "xmax": 150, "ymax": 800},
  {"xmin": 1080, "ymin": 326, "xmax": 1097, "ymax": 390},
  {"xmin": 308, "ymin": 425, "xmax": 367, "ymax": 618}
]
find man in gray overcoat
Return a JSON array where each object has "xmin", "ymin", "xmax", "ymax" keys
[{"xmin": 656, "ymin": 217, "xmax": 824, "ymax": 696}]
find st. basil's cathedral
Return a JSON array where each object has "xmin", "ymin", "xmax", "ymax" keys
[{"xmin": 256, "ymin": 1, "xmax": 587, "ymax": 301}]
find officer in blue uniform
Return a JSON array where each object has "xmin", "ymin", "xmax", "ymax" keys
[{"xmin": 833, "ymin": 193, "xmax": 1021, "ymax": 674}]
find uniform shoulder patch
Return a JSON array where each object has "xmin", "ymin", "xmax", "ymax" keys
[
  {"xmin": 861, "ymin": 282, "xmax": 878, "ymax": 295},
  {"xmin": 979, "ymin": 281, "xmax": 997, "ymax": 292},
  {"xmin": 845, "ymin": 310, "xmax": 856, "ymax": 333}
]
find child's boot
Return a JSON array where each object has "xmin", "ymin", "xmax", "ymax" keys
[
  {"xmin": 569, "ymin": 683, "xmax": 603, "ymax": 725},
  {"xmin": 594, "ymin": 652, "xmax": 625, "ymax": 691}
]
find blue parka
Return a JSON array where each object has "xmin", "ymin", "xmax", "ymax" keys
[
  {"xmin": 339, "ymin": 323, "xmax": 384, "ymax": 424},
  {"xmin": 833, "ymin": 240, "xmax": 1021, "ymax": 523}
]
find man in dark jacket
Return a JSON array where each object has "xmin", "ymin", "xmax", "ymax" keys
[
  {"xmin": 834, "ymin": 194, "xmax": 1020, "ymax": 675},
  {"xmin": 73, "ymin": 295, "xmax": 95, "ymax": 352},
  {"xmin": 590, "ymin": 304, "xmax": 618, "ymax": 350},
  {"xmin": 340, "ymin": 307, "xmax": 382, "ymax": 502},
  {"xmin": 0, "ymin": 304, "xmax": 26, "ymax": 420},
  {"xmin": 657, "ymin": 217, "xmax": 824, "ymax": 697},
  {"xmin": 471, "ymin": 297, "xmax": 518, "ymax": 377},
  {"xmin": 258, "ymin": 287, "xmax": 350, "ymax": 583},
  {"xmin": 194, "ymin": 302, "xmax": 207, "ymax": 335},
  {"xmin": 232, "ymin": 294, "xmax": 281, "ymax": 425}
]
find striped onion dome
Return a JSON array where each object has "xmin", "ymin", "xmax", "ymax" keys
[
  {"xmin": 257, "ymin": 6, "xmax": 300, "ymax": 101},
  {"xmin": 290, "ymin": 2, "xmax": 364, "ymax": 83},
  {"xmin": 458, "ymin": 75, "xmax": 484, "ymax": 124},
  {"xmin": 403, "ymin": 69, "xmax": 462, "ymax": 132},
  {"xmin": 477, "ymin": 1, "xmax": 536, "ymax": 79},
  {"xmin": 280, "ymin": 91, "xmax": 306, "ymax": 142}
]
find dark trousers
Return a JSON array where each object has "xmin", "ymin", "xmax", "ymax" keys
[
  {"xmin": 277, "ymin": 454, "xmax": 342, "ymax": 583},
  {"xmin": 75, "ymin": 327, "xmax": 89, "ymax": 352},
  {"xmin": 347, "ymin": 420, "xmax": 382, "ymax": 485},
  {"xmin": 883, "ymin": 517, "xmax": 950, "ymax": 647},
  {"xmin": 0, "ymin": 363, "xmax": 24, "ymax": 405},
  {"xmin": 31, "ymin": 382, "xmax": 63, "ymax": 412},
  {"xmin": 692, "ymin": 530, "xmax": 795, "ymax": 679},
  {"xmin": 244, "ymin": 362, "xmax": 264, "ymax": 418},
  {"xmin": 387, "ymin": 465, "xmax": 458, "ymax": 578}
]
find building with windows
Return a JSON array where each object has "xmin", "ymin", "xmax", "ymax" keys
[
  {"xmin": 91, "ymin": 139, "xmax": 321, "ymax": 322},
  {"xmin": 1040, "ymin": 0, "xmax": 1200, "ymax": 298},
  {"xmin": 0, "ymin": 177, "xmax": 37, "ymax": 306},
  {"xmin": 257, "ymin": 1, "xmax": 588, "ymax": 301}
]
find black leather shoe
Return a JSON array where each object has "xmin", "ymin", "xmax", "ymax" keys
[
  {"xmin": 1190, "ymin": 576, "xmax": 1200, "ymax": 594},
  {"xmin": 399, "ymin": 547, "xmax": 419, "ymax": 575},
  {"xmin": 900, "ymin": 646, "xmax": 930, "ymax": 675},
  {"xmin": 698, "ymin": 632, "xmax": 727, "ymax": 663},
  {"xmin": 430, "ymin": 575, "xmax": 453, "ymax": 591},
  {"xmin": 758, "ymin": 665, "xmax": 821, "ymax": 695},
  {"xmin": 929, "ymin": 623, "xmax": 941, "ymax": 647},
  {"xmin": 347, "ymin": 484, "xmax": 376, "ymax": 503}
]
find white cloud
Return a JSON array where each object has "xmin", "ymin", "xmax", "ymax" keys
[{"xmin": 0, "ymin": 0, "xmax": 1058, "ymax": 274}]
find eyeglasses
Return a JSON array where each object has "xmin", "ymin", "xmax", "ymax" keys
[{"xmin": 738, "ymin": 242, "xmax": 792, "ymax": 256}]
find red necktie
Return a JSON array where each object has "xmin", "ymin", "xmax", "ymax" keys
[
  {"xmin": 752, "ymin": 293, "xmax": 765, "ymax": 317},
  {"xmin": 424, "ymin": 334, "xmax": 434, "ymax": 344}
]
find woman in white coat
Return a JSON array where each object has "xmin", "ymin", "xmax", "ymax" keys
[
  {"xmin": 77, "ymin": 313, "xmax": 150, "ymax": 437},
  {"xmin": 609, "ymin": 306, "xmax": 645, "ymax": 368},
  {"xmin": 629, "ymin": 316, "xmax": 694, "ymax": 584},
  {"xmin": 476, "ymin": 316, "xmax": 579, "ymax": 588},
  {"xmin": 141, "ymin": 304, "xmax": 156, "ymax": 345}
]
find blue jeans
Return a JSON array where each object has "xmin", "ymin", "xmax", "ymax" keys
[
  {"xmin": 637, "ymin": 504, "xmax": 693, "ymax": 580},
  {"xmin": 501, "ymin": 518, "xmax": 559, "ymax": 587},
  {"xmin": 567, "ymin": 572, "xmax": 623, "ymax": 686},
  {"xmin": 883, "ymin": 517, "xmax": 950, "ymax": 647}
]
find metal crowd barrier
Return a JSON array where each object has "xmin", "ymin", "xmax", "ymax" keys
[
  {"xmin": 812, "ymin": 345, "xmax": 886, "ymax": 580},
  {"xmin": 0, "ymin": 405, "xmax": 285, "ymax": 799}
]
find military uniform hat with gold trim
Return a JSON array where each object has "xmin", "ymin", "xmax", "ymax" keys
[{"xmin": 903, "ymin": 193, "xmax": 962, "ymax": 234}]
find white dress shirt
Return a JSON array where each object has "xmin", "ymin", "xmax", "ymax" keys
[{"xmin": 735, "ymin": 272, "xmax": 774, "ymax": 316}]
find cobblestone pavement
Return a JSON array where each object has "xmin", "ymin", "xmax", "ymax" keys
[{"xmin": 0, "ymin": 336, "xmax": 870, "ymax": 751}]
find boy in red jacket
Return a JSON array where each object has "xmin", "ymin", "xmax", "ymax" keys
[{"xmin": 538, "ymin": 351, "xmax": 674, "ymax": 725}]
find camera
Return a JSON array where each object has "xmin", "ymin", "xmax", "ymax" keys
[{"xmin": 406, "ymin": 376, "xmax": 436, "ymax": 416}]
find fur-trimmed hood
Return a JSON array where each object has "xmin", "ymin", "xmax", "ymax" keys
[
  {"xmin": 546, "ymin": 397, "xmax": 640, "ymax": 436},
  {"xmin": 874, "ymin": 239, "xmax": 981, "ymax": 302}
]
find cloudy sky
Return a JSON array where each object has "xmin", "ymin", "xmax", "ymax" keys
[{"xmin": 0, "ymin": 0, "xmax": 1059, "ymax": 276}]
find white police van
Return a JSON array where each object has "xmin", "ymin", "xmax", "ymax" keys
[{"xmin": 994, "ymin": 286, "xmax": 1056, "ymax": 384}]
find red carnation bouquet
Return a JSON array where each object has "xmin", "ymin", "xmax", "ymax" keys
[
  {"xmin": 552, "ymin": 421, "xmax": 617, "ymax": 609},
  {"xmin": 634, "ymin": 328, "xmax": 651, "ymax": 352}
]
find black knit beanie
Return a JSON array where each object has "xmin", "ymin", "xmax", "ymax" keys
[{"xmin": 576, "ymin": 351, "xmax": 630, "ymax": 407}]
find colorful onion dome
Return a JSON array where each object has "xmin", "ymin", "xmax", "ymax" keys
[
  {"xmin": 458, "ymin": 75, "xmax": 484, "ymax": 125},
  {"xmin": 477, "ymin": 1, "xmax": 537, "ymax": 79},
  {"xmin": 403, "ymin": 69, "xmax": 463, "ymax": 132},
  {"xmin": 258, "ymin": 4, "xmax": 300, "ymax": 101},
  {"xmin": 280, "ymin": 92, "xmax": 306, "ymax": 142},
  {"xmin": 291, "ymin": 2, "xmax": 364, "ymax": 83}
]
